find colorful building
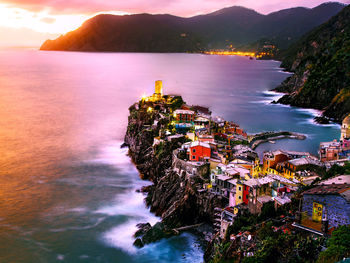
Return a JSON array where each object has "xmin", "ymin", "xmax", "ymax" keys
[
  {"xmin": 262, "ymin": 150, "xmax": 290, "ymax": 174},
  {"xmin": 341, "ymin": 114, "xmax": 350, "ymax": 140},
  {"xmin": 194, "ymin": 116, "xmax": 210, "ymax": 130},
  {"xmin": 301, "ymin": 184, "xmax": 350, "ymax": 231},
  {"xmin": 278, "ymin": 157, "xmax": 323, "ymax": 180},
  {"xmin": 319, "ymin": 140, "xmax": 342, "ymax": 162},
  {"xmin": 342, "ymin": 139, "xmax": 350, "ymax": 150},
  {"xmin": 189, "ymin": 141, "xmax": 211, "ymax": 162},
  {"xmin": 174, "ymin": 109, "xmax": 195, "ymax": 123}
]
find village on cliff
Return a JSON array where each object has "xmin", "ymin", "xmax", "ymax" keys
[{"xmin": 128, "ymin": 81, "xmax": 350, "ymax": 259}]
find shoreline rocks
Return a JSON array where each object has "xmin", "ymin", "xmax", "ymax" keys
[{"xmin": 124, "ymin": 101, "xmax": 226, "ymax": 251}]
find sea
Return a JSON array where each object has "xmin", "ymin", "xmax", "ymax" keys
[{"xmin": 0, "ymin": 50, "xmax": 340, "ymax": 263}]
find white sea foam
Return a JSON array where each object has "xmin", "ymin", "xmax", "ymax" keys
[
  {"xmin": 95, "ymin": 188, "xmax": 158, "ymax": 221},
  {"xmin": 93, "ymin": 140, "xmax": 161, "ymax": 253},
  {"xmin": 85, "ymin": 141, "xmax": 133, "ymax": 169},
  {"xmin": 262, "ymin": 90, "xmax": 285, "ymax": 102},
  {"xmin": 250, "ymin": 90, "xmax": 285, "ymax": 105},
  {"xmin": 57, "ymin": 254, "xmax": 65, "ymax": 261},
  {"xmin": 98, "ymin": 187, "xmax": 160, "ymax": 253},
  {"xmin": 139, "ymin": 232, "xmax": 204, "ymax": 262},
  {"xmin": 101, "ymin": 220, "xmax": 139, "ymax": 253},
  {"xmin": 99, "ymin": 189, "xmax": 160, "ymax": 253},
  {"xmin": 294, "ymin": 107, "xmax": 322, "ymax": 117},
  {"xmin": 294, "ymin": 108, "xmax": 340, "ymax": 128},
  {"xmin": 277, "ymin": 70, "xmax": 293, "ymax": 74}
]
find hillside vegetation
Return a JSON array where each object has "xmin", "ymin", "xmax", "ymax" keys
[{"xmin": 275, "ymin": 4, "xmax": 350, "ymax": 122}]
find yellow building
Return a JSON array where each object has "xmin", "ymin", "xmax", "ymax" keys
[
  {"xmin": 341, "ymin": 114, "xmax": 350, "ymax": 140},
  {"xmin": 235, "ymin": 183, "xmax": 243, "ymax": 205}
]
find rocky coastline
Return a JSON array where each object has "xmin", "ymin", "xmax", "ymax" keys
[
  {"xmin": 123, "ymin": 94, "xmax": 310, "ymax": 260},
  {"xmin": 123, "ymin": 101, "xmax": 226, "ymax": 249}
]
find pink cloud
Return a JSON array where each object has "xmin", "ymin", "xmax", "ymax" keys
[{"xmin": 2, "ymin": 0, "xmax": 349, "ymax": 16}]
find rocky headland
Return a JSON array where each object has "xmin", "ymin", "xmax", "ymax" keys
[
  {"xmin": 273, "ymin": 4, "xmax": 350, "ymax": 123},
  {"xmin": 124, "ymin": 99, "xmax": 226, "ymax": 248}
]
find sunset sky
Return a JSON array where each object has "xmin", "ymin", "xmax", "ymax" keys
[{"xmin": 0, "ymin": 0, "xmax": 348, "ymax": 47}]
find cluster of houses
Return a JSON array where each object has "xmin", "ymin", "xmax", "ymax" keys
[
  {"xmin": 318, "ymin": 115, "xmax": 350, "ymax": 166},
  {"xmin": 144, "ymin": 81, "xmax": 350, "ymax": 239}
]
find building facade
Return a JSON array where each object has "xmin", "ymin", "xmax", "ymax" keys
[{"xmin": 341, "ymin": 114, "xmax": 350, "ymax": 140}]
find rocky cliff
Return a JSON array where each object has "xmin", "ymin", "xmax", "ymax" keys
[
  {"xmin": 124, "ymin": 100, "xmax": 225, "ymax": 248},
  {"xmin": 274, "ymin": 4, "xmax": 350, "ymax": 123}
]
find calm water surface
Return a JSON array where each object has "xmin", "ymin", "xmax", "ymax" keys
[{"xmin": 0, "ymin": 50, "xmax": 340, "ymax": 263}]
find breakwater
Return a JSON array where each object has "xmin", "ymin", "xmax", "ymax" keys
[{"xmin": 249, "ymin": 131, "xmax": 306, "ymax": 150}]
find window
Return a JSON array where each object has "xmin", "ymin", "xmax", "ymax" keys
[
  {"xmin": 192, "ymin": 156, "xmax": 196, "ymax": 160},
  {"xmin": 192, "ymin": 149, "xmax": 196, "ymax": 153},
  {"xmin": 239, "ymin": 196, "xmax": 242, "ymax": 199},
  {"xmin": 238, "ymin": 187, "xmax": 241, "ymax": 191}
]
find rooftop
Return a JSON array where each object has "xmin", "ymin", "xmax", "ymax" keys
[
  {"xmin": 190, "ymin": 141, "xmax": 211, "ymax": 149},
  {"xmin": 318, "ymin": 175, "xmax": 350, "ymax": 185},
  {"xmin": 174, "ymin": 109, "xmax": 195, "ymax": 115},
  {"xmin": 303, "ymin": 184, "xmax": 350, "ymax": 198},
  {"xmin": 320, "ymin": 140, "xmax": 341, "ymax": 148},
  {"xmin": 216, "ymin": 174, "xmax": 232, "ymax": 181},
  {"xmin": 288, "ymin": 157, "xmax": 323, "ymax": 167},
  {"xmin": 257, "ymin": 195, "xmax": 272, "ymax": 204},
  {"xmin": 267, "ymin": 174, "xmax": 299, "ymax": 186},
  {"xmin": 243, "ymin": 177, "xmax": 274, "ymax": 187},
  {"xmin": 274, "ymin": 195, "xmax": 291, "ymax": 205}
]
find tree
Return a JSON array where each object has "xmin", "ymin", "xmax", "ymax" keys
[{"xmin": 317, "ymin": 225, "xmax": 350, "ymax": 263}]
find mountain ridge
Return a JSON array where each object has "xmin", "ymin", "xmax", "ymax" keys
[{"xmin": 40, "ymin": 2, "xmax": 346, "ymax": 52}]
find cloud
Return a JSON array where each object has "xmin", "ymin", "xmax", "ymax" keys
[
  {"xmin": 2, "ymin": 0, "xmax": 176, "ymax": 15},
  {"xmin": 2, "ymin": 0, "xmax": 347, "ymax": 16},
  {"xmin": 0, "ymin": 26, "xmax": 59, "ymax": 47},
  {"xmin": 40, "ymin": 17, "xmax": 56, "ymax": 23}
]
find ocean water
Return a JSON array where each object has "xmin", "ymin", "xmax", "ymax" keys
[{"xmin": 0, "ymin": 50, "xmax": 340, "ymax": 263}]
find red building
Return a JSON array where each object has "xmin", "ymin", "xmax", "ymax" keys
[
  {"xmin": 242, "ymin": 184, "xmax": 250, "ymax": 205},
  {"xmin": 189, "ymin": 141, "xmax": 211, "ymax": 162}
]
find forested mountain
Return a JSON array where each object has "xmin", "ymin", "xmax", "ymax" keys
[
  {"xmin": 275, "ymin": 4, "xmax": 350, "ymax": 123},
  {"xmin": 40, "ymin": 3, "xmax": 345, "ymax": 52}
]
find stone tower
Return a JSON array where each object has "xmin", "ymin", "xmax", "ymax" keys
[
  {"xmin": 155, "ymin": 80, "xmax": 163, "ymax": 96},
  {"xmin": 152, "ymin": 80, "xmax": 163, "ymax": 101},
  {"xmin": 341, "ymin": 114, "xmax": 350, "ymax": 140}
]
